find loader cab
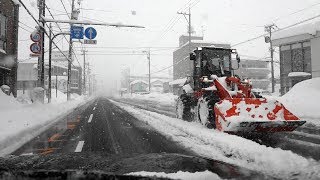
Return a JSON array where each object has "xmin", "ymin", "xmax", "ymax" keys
[{"xmin": 190, "ymin": 47, "xmax": 240, "ymax": 90}]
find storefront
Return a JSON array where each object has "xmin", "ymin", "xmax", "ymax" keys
[
  {"xmin": 0, "ymin": 0, "xmax": 19, "ymax": 96},
  {"xmin": 272, "ymin": 21, "xmax": 320, "ymax": 95}
]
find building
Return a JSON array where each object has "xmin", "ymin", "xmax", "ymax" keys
[
  {"xmin": 173, "ymin": 35, "xmax": 231, "ymax": 80},
  {"xmin": 130, "ymin": 80, "xmax": 148, "ymax": 93},
  {"xmin": 235, "ymin": 59, "xmax": 270, "ymax": 90},
  {"xmin": 0, "ymin": 0, "xmax": 19, "ymax": 96},
  {"xmin": 272, "ymin": 21, "xmax": 320, "ymax": 95},
  {"xmin": 150, "ymin": 79, "xmax": 164, "ymax": 93},
  {"xmin": 17, "ymin": 61, "xmax": 82, "ymax": 95}
]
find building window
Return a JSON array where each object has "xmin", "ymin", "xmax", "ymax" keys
[{"xmin": 0, "ymin": 13, "xmax": 7, "ymax": 51}]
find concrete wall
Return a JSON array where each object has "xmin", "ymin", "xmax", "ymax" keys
[{"xmin": 311, "ymin": 35, "xmax": 320, "ymax": 77}]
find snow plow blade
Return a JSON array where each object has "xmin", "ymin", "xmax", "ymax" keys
[{"xmin": 214, "ymin": 98, "xmax": 306, "ymax": 133}]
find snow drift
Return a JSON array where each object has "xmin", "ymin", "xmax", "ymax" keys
[{"xmin": 280, "ymin": 77, "xmax": 320, "ymax": 125}]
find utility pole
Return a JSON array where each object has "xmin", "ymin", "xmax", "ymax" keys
[
  {"xmin": 265, "ymin": 24, "xmax": 276, "ymax": 93},
  {"xmin": 148, "ymin": 50, "xmax": 151, "ymax": 92},
  {"xmin": 48, "ymin": 23, "xmax": 52, "ymax": 103},
  {"xmin": 178, "ymin": 7, "xmax": 192, "ymax": 53},
  {"xmin": 38, "ymin": 0, "xmax": 45, "ymax": 89},
  {"xmin": 67, "ymin": 0, "xmax": 75, "ymax": 101},
  {"xmin": 143, "ymin": 50, "xmax": 151, "ymax": 92},
  {"xmin": 82, "ymin": 50, "xmax": 88, "ymax": 95}
]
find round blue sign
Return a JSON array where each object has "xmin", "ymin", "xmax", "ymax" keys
[
  {"xmin": 30, "ymin": 43, "xmax": 41, "ymax": 54},
  {"xmin": 85, "ymin": 27, "xmax": 97, "ymax": 39}
]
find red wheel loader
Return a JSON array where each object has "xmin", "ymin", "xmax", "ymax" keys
[{"xmin": 175, "ymin": 46, "xmax": 306, "ymax": 133}]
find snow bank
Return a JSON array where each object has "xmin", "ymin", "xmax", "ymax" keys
[
  {"xmin": 121, "ymin": 92, "xmax": 177, "ymax": 106},
  {"xmin": 280, "ymin": 78, "xmax": 320, "ymax": 125},
  {"xmin": 0, "ymin": 91, "xmax": 89, "ymax": 156},
  {"xmin": 127, "ymin": 170, "xmax": 221, "ymax": 180},
  {"xmin": 111, "ymin": 100, "xmax": 320, "ymax": 179},
  {"xmin": 0, "ymin": 91, "xmax": 23, "ymax": 110}
]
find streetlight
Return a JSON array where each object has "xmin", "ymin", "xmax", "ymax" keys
[{"xmin": 48, "ymin": 24, "xmax": 70, "ymax": 103}]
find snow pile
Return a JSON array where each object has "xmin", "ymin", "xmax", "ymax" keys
[
  {"xmin": 0, "ymin": 92, "xmax": 88, "ymax": 156},
  {"xmin": 280, "ymin": 78, "xmax": 320, "ymax": 125},
  {"xmin": 0, "ymin": 91, "xmax": 23, "ymax": 110},
  {"xmin": 111, "ymin": 100, "xmax": 320, "ymax": 179},
  {"xmin": 127, "ymin": 170, "xmax": 221, "ymax": 180},
  {"xmin": 121, "ymin": 92, "xmax": 177, "ymax": 106}
]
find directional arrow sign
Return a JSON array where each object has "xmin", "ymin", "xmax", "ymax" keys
[{"xmin": 85, "ymin": 27, "xmax": 97, "ymax": 40}]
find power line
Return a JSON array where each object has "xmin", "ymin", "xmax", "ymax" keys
[
  {"xmin": 18, "ymin": 0, "xmax": 78, "ymax": 69},
  {"xmin": 273, "ymin": 1, "xmax": 320, "ymax": 22},
  {"xmin": 232, "ymin": 13, "xmax": 320, "ymax": 47},
  {"xmin": 45, "ymin": 3, "xmax": 82, "ymax": 68},
  {"xmin": 59, "ymin": 0, "xmax": 71, "ymax": 19}
]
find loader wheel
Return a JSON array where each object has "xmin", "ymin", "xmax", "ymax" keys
[
  {"xmin": 196, "ymin": 93, "xmax": 219, "ymax": 129},
  {"xmin": 175, "ymin": 94, "xmax": 193, "ymax": 121}
]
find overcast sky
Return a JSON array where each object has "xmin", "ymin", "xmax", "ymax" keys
[{"xmin": 18, "ymin": 0, "xmax": 320, "ymax": 88}]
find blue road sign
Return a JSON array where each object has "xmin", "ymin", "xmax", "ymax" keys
[
  {"xmin": 71, "ymin": 26, "xmax": 84, "ymax": 39},
  {"xmin": 30, "ymin": 43, "xmax": 41, "ymax": 54},
  {"xmin": 85, "ymin": 27, "xmax": 97, "ymax": 39}
]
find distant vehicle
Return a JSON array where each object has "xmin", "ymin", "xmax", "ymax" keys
[{"xmin": 175, "ymin": 47, "xmax": 306, "ymax": 133}]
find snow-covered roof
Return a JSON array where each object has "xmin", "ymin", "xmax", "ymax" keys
[
  {"xmin": 179, "ymin": 40, "xmax": 231, "ymax": 50},
  {"xmin": 272, "ymin": 21, "xmax": 320, "ymax": 41},
  {"xmin": 169, "ymin": 78, "xmax": 187, "ymax": 86},
  {"xmin": 288, "ymin": 72, "xmax": 312, "ymax": 77},
  {"xmin": 130, "ymin": 80, "xmax": 148, "ymax": 85}
]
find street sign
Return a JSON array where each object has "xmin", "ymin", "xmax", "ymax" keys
[
  {"xmin": 30, "ymin": 43, "xmax": 41, "ymax": 54},
  {"xmin": 85, "ymin": 27, "xmax": 97, "ymax": 39},
  {"xmin": 30, "ymin": 32, "xmax": 41, "ymax": 42},
  {"xmin": 30, "ymin": 53, "xmax": 41, "ymax": 57},
  {"xmin": 84, "ymin": 39, "xmax": 97, "ymax": 44},
  {"xmin": 71, "ymin": 26, "xmax": 84, "ymax": 39}
]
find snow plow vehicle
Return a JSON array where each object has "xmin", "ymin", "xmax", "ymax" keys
[{"xmin": 175, "ymin": 46, "xmax": 306, "ymax": 133}]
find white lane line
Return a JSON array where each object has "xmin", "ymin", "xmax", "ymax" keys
[
  {"xmin": 74, "ymin": 141, "xmax": 85, "ymax": 152},
  {"xmin": 93, "ymin": 107, "xmax": 96, "ymax": 111},
  {"xmin": 88, "ymin": 114, "xmax": 93, "ymax": 123}
]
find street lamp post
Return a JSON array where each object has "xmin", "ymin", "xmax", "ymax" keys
[{"xmin": 48, "ymin": 30, "xmax": 70, "ymax": 103}]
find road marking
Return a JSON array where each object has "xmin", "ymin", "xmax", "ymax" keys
[
  {"xmin": 93, "ymin": 107, "xmax": 96, "ymax": 111},
  {"xmin": 75, "ymin": 141, "xmax": 85, "ymax": 152},
  {"xmin": 88, "ymin": 114, "xmax": 93, "ymax": 123}
]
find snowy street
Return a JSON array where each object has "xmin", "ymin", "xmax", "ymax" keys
[
  {"xmin": 3, "ymin": 97, "xmax": 273, "ymax": 179},
  {"xmin": 3, "ymin": 0, "xmax": 320, "ymax": 179}
]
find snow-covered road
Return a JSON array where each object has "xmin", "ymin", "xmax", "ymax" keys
[{"xmin": 110, "ymin": 99, "xmax": 320, "ymax": 179}]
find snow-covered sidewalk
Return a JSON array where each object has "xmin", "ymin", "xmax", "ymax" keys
[
  {"xmin": 0, "ymin": 91, "xmax": 91, "ymax": 156},
  {"xmin": 111, "ymin": 100, "xmax": 320, "ymax": 179}
]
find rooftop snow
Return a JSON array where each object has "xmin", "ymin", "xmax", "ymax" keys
[
  {"xmin": 272, "ymin": 21, "xmax": 320, "ymax": 40},
  {"xmin": 130, "ymin": 80, "xmax": 148, "ymax": 85},
  {"xmin": 288, "ymin": 72, "xmax": 312, "ymax": 77}
]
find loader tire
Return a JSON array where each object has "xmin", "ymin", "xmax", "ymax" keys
[
  {"xmin": 196, "ymin": 93, "xmax": 220, "ymax": 129},
  {"xmin": 176, "ymin": 94, "xmax": 193, "ymax": 121}
]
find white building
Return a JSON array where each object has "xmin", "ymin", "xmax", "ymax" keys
[{"xmin": 272, "ymin": 21, "xmax": 320, "ymax": 95}]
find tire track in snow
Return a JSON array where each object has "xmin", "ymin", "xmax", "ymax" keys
[{"xmin": 110, "ymin": 99, "xmax": 320, "ymax": 180}]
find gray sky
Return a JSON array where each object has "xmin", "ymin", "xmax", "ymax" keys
[{"xmin": 18, "ymin": 0, "xmax": 320, "ymax": 88}]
